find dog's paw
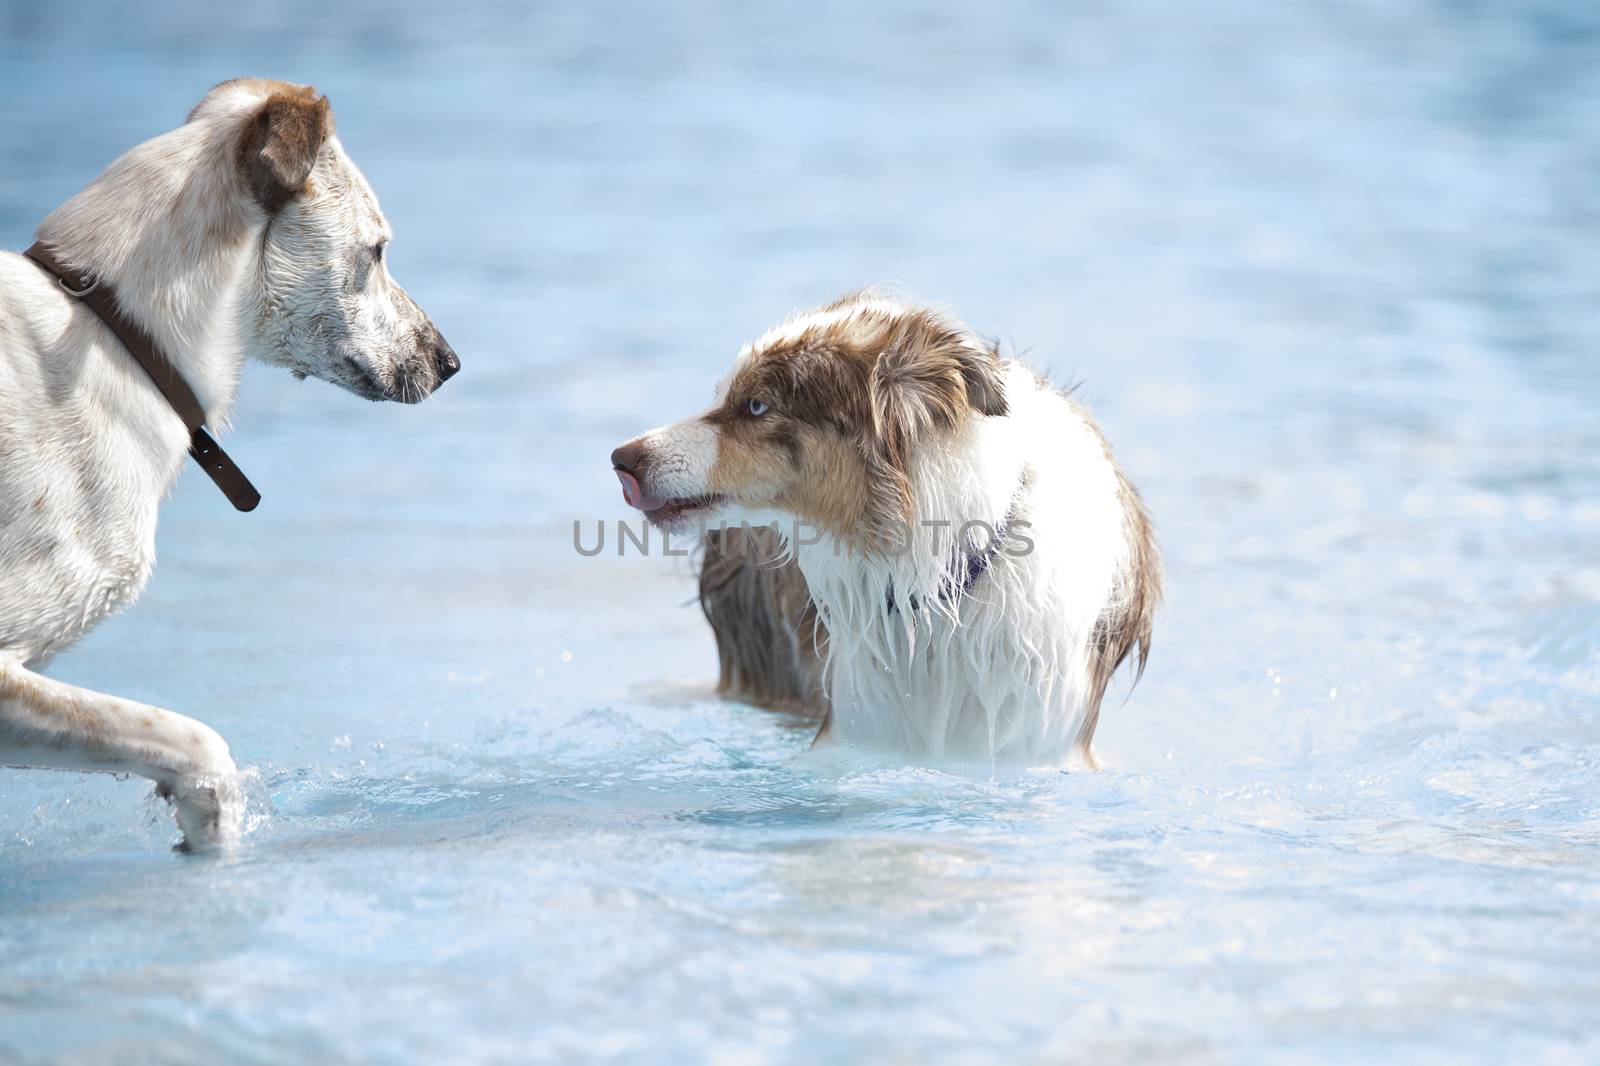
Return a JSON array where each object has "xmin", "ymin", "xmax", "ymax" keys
[
  {"xmin": 156, "ymin": 775, "xmax": 244, "ymax": 852},
  {"xmin": 154, "ymin": 758, "xmax": 244, "ymax": 853}
]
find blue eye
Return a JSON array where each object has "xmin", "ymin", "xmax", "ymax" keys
[{"xmin": 747, "ymin": 398, "xmax": 770, "ymax": 417}]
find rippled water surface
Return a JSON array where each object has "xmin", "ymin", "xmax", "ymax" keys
[{"xmin": 2, "ymin": 1, "xmax": 1598, "ymax": 1062}]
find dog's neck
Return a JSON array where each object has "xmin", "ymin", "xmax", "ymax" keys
[
  {"xmin": 792, "ymin": 414, "xmax": 1027, "ymax": 636},
  {"xmin": 34, "ymin": 115, "xmax": 265, "ymax": 430}
]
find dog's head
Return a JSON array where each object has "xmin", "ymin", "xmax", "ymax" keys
[
  {"xmin": 611, "ymin": 293, "xmax": 1008, "ymax": 551},
  {"xmin": 194, "ymin": 79, "xmax": 458, "ymax": 403}
]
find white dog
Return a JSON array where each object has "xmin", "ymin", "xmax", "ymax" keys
[
  {"xmin": 612, "ymin": 292, "xmax": 1159, "ymax": 766},
  {"xmin": 0, "ymin": 79, "xmax": 457, "ymax": 848}
]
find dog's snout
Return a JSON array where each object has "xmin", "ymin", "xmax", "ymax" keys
[
  {"xmin": 431, "ymin": 330, "xmax": 460, "ymax": 384},
  {"xmin": 611, "ymin": 440, "xmax": 646, "ymax": 477},
  {"xmin": 611, "ymin": 439, "xmax": 655, "ymax": 510}
]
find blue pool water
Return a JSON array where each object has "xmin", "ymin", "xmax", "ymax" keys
[{"xmin": 2, "ymin": 1, "xmax": 1598, "ymax": 1061}]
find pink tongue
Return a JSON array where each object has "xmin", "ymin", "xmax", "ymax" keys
[{"xmin": 615, "ymin": 468, "xmax": 663, "ymax": 511}]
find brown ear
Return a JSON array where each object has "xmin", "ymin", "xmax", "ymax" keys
[
  {"xmin": 238, "ymin": 90, "xmax": 333, "ymax": 212},
  {"xmin": 874, "ymin": 314, "xmax": 1009, "ymax": 431},
  {"xmin": 955, "ymin": 340, "xmax": 1009, "ymax": 418},
  {"xmin": 859, "ymin": 313, "xmax": 1008, "ymax": 548}
]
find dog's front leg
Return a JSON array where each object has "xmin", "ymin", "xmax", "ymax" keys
[{"xmin": 0, "ymin": 659, "xmax": 241, "ymax": 850}]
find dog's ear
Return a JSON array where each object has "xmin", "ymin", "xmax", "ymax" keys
[
  {"xmin": 956, "ymin": 339, "xmax": 1009, "ymax": 419},
  {"xmin": 860, "ymin": 314, "xmax": 1008, "ymax": 549},
  {"xmin": 872, "ymin": 314, "xmax": 1009, "ymax": 432},
  {"xmin": 238, "ymin": 90, "xmax": 334, "ymax": 212}
]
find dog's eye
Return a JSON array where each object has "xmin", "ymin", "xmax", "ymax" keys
[
  {"xmin": 371, "ymin": 242, "xmax": 386, "ymax": 264},
  {"xmin": 746, "ymin": 398, "xmax": 770, "ymax": 417}
]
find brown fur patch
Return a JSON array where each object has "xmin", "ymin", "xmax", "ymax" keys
[
  {"xmin": 708, "ymin": 419, "xmax": 799, "ymax": 506},
  {"xmin": 776, "ymin": 427, "xmax": 874, "ymax": 537},
  {"xmin": 231, "ymin": 83, "xmax": 334, "ymax": 213}
]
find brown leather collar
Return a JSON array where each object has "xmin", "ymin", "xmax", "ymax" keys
[{"xmin": 24, "ymin": 241, "xmax": 260, "ymax": 512}]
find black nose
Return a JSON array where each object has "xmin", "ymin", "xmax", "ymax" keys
[
  {"xmin": 432, "ymin": 332, "xmax": 460, "ymax": 383},
  {"xmin": 610, "ymin": 440, "xmax": 646, "ymax": 477}
]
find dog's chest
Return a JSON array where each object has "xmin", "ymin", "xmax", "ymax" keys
[
  {"xmin": 0, "ymin": 402, "xmax": 175, "ymax": 661},
  {"xmin": 817, "ymin": 597, "xmax": 1086, "ymax": 765},
  {"xmin": 0, "ymin": 487, "xmax": 160, "ymax": 661}
]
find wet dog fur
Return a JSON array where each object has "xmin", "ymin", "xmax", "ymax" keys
[{"xmin": 616, "ymin": 291, "xmax": 1159, "ymax": 765}]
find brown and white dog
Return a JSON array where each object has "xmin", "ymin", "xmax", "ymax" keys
[{"xmin": 612, "ymin": 291, "xmax": 1159, "ymax": 766}]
